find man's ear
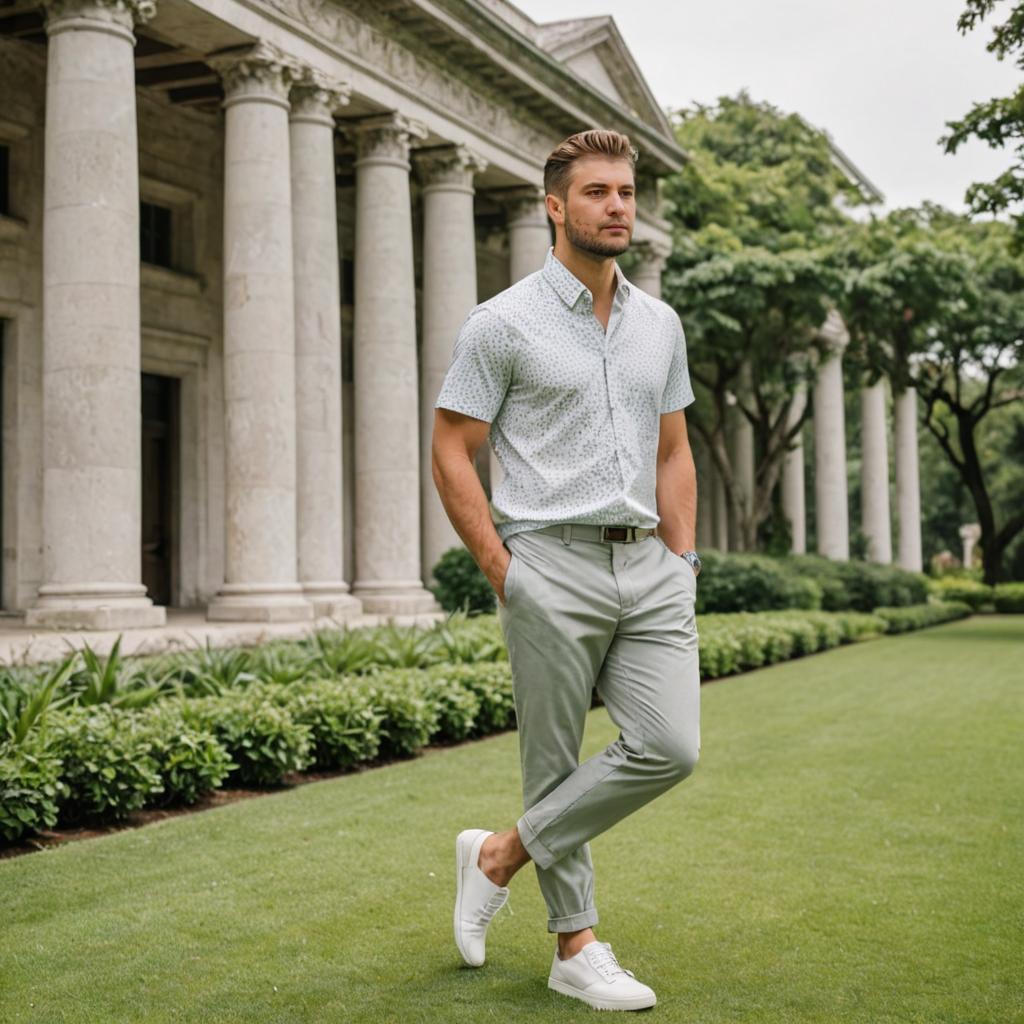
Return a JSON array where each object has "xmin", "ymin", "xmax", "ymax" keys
[{"xmin": 545, "ymin": 193, "xmax": 565, "ymax": 227}]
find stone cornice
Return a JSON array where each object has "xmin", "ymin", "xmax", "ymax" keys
[{"xmin": 254, "ymin": 0, "xmax": 683, "ymax": 177}]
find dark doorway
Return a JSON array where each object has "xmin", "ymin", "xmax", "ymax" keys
[{"xmin": 141, "ymin": 372, "xmax": 179, "ymax": 607}]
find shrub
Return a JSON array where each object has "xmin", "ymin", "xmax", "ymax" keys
[
  {"xmin": 873, "ymin": 601, "xmax": 971, "ymax": 633},
  {"xmin": 49, "ymin": 706, "xmax": 163, "ymax": 823},
  {"xmin": 183, "ymin": 693, "xmax": 312, "ymax": 786},
  {"xmin": 431, "ymin": 546, "xmax": 496, "ymax": 615},
  {"xmin": 357, "ymin": 670, "xmax": 440, "ymax": 758},
  {"xmin": 0, "ymin": 738, "xmax": 68, "ymax": 843},
  {"xmin": 134, "ymin": 703, "xmax": 235, "ymax": 806},
  {"xmin": 928, "ymin": 576, "xmax": 993, "ymax": 611},
  {"xmin": 276, "ymin": 680, "xmax": 383, "ymax": 769},
  {"xmin": 430, "ymin": 611, "xmax": 507, "ymax": 664},
  {"xmin": 993, "ymin": 583, "xmax": 1024, "ymax": 613},
  {"xmin": 303, "ymin": 628, "xmax": 380, "ymax": 677},
  {"xmin": 422, "ymin": 672, "xmax": 481, "ymax": 743},
  {"xmin": 426, "ymin": 663, "xmax": 516, "ymax": 736},
  {"xmin": 784, "ymin": 555, "xmax": 928, "ymax": 611},
  {"xmin": 695, "ymin": 551, "xmax": 821, "ymax": 614}
]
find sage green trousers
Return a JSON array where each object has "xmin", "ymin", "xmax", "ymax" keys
[{"xmin": 497, "ymin": 527, "xmax": 701, "ymax": 933}]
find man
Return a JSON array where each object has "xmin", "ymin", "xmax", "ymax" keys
[{"xmin": 431, "ymin": 129, "xmax": 701, "ymax": 1012}]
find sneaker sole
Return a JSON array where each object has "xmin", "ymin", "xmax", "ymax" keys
[
  {"xmin": 548, "ymin": 977, "xmax": 657, "ymax": 1011},
  {"xmin": 453, "ymin": 830, "xmax": 486, "ymax": 968}
]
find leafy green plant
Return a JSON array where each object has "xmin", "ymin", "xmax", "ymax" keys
[
  {"xmin": 425, "ymin": 663, "xmax": 515, "ymax": 736},
  {"xmin": 304, "ymin": 628, "xmax": 380, "ymax": 677},
  {"xmin": 357, "ymin": 670, "xmax": 439, "ymax": 758},
  {"xmin": 135, "ymin": 703, "xmax": 235, "ymax": 806},
  {"xmin": 67, "ymin": 638, "xmax": 176, "ymax": 709},
  {"xmin": 0, "ymin": 736, "xmax": 68, "ymax": 843},
  {"xmin": 183, "ymin": 693, "xmax": 312, "ymax": 786},
  {"xmin": 422, "ymin": 673, "xmax": 481, "ymax": 743},
  {"xmin": 49, "ymin": 706, "xmax": 163, "ymax": 823},
  {"xmin": 246, "ymin": 643, "xmax": 312, "ymax": 686},
  {"xmin": 0, "ymin": 653, "xmax": 78, "ymax": 746},
  {"xmin": 929, "ymin": 576, "xmax": 993, "ymax": 610},
  {"xmin": 276, "ymin": 680, "xmax": 383, "ymax": 769},
  {"xmin": 171, "ymin": 640, "xmax": 258, "ymax": 697},
  {"xmin": 430, "ymin": 611, "xmax": 506, "ymax": 664},
  {"xmin": 370, "ymin": 625, "xmax": 442, "ymax": 670}
]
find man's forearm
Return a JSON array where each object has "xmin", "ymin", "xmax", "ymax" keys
[
  {"xmin": 432, "ymin": 451, "xmax": 508, "ymax": 581},
  {"xmin": 656, "ymin": 447, "xmax": 697, "ymax": 554}
]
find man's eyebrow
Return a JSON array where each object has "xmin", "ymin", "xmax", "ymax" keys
[{"xmin": 578, "ymin": 181, "xmax": 635, "ymax": 189}]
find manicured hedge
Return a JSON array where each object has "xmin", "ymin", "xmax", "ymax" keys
[
  {"xmin": 0, "ymin": 604, "xmax": 973, "ymax": 844},
  {"xmin": 993, "ymin": 583, "xmax": 1024, "ymax": 613},
  {"xmin": 928, "ymin": 576, "xmax": 993, "ymax": 611}
]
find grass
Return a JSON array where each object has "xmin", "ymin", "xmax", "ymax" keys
[{"xmin": 1, "ymin": 615, "xmax": 1021, "ymax": 1023}]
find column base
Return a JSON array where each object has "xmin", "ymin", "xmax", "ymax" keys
[
  {"xmin": 350, "ymin": 580, "xmax": 441, "ymax": 615},
  {"xmin": 206, "ymin": 583, "xmax": 315, "ymax": 623},
  {"xmin": 302, "ymin": 582, "xmax": 363, "ymax": 620},
  {"xmin": 25, "ymin": 583, "xmax": 166, "ymax": 631}
]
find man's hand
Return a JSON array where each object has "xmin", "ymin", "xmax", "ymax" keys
[{"xmin": 486, "ymin": 548, "xmax": 514, "ymax": 606}]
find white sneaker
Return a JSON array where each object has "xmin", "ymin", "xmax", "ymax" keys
[
  {"xmin": 453, "ymin": 829, "xmax": 509, "ymax": 967},
  {"xmin": 548, "ymin": 940, "xmax": 657, "ymax": 1011}
]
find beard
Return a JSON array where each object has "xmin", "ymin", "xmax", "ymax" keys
[{"xmin": 564, "ymin": 206, "xmax": 632, "ymax": 259}]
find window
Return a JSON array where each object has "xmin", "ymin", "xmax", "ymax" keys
[
  {"xmin": 140, "ymin": 200, "xmax": 173, "ymax": 268},
  {"xmin": 0, "ymin": 146, "xmax": 9, "ymax": 217}
]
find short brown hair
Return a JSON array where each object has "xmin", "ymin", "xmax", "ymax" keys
[{"xmin": 543, "ymin": 129, "xmax": 638, "ymax": 199}]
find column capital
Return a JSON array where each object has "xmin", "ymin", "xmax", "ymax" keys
[
  {"xmin": 208, "ymin": 41, "xmax": 297, "ymax": 110},
  {"xmin": 351, "ymin": 113, "xmax": 427, "ymax": 170},
  {"xmin": 414, "ymin": 144, "xmax": 487, "ymax": 193},
  {"xmin": 630, "ymin": 238, "xmax": 671, "ymax": 272},
  {"xmin": 816, "ymin": 308, "xmax": 850, "ymax": 358},
  {"xmin": 44, "ymin": 0, "xmax": 154, "ymax": 39},
  {"xmin": 290, "ymin": 67, "xmax": 350, "ymax": 125},
  {"xmin": 493, "ymin": 185, "xmax": 548, "ymax": 227}
]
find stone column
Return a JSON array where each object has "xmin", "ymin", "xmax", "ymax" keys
[
  {"xmin": 629, "ymin": 240, "xmax": 670, "ymax": 300},
  {"xmin": 503, "ymin": 186, "xmax": 551, "ymax": 283},
  {"xmin": 860, "ymin": 376, "xmax": 893, "ymax": 563},
  {"xmin": 781, "ymin": 383, "xmax": 807, "ymax": 555},
  {"xmin": 813, "ymin": 310, "xmax": 850, "ymax": 560},
  {"xmin": 27, "ymin": 0, "xmax": 165, "ymax": 629},
  {"xmin": 416, "ymin": 144, "xmax": 487, "ymax": 585},
  {"xmin": 351, "ymin": 113, "xmax": 437, "ymax": 614},
  {"xmin": 289, "ymin": 69, "xmax": 360, "ymax": 620},
  {"xmin": 206, "ymin": 42, "xmax": 312, "ymax": 622},
  {"xmin": 894, "ymin": 385, "xmax": 923, "ymax": 572}
]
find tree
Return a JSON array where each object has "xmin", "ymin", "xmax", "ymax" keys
[
  {"xmin": 662, "ymin": 93, "xmax": 864, "ymax": 550},
  {"xmin": 839, "ymin": 205, "xmax": 1024, "ymax": 583},
  {"xmin": 942, "ymin": 1, "xmax": 1024, "ymax": 243}
]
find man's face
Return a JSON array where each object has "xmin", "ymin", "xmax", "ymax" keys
[{"xmin": 560, "ymin": 156, "xmax": 636, "ymax": 258}]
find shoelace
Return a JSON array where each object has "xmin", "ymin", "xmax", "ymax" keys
[
  {"xmin": 476, "ymin": 888, "xmax": 509, "ymax": 925},
  {"xmin": 586, "ymin": 942, "xmax": 636, "ymax": 982}
]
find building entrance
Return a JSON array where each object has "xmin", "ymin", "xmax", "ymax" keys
[{"xmin": 141, "ymin": 372, "xmax": 179, "ymax": 607}]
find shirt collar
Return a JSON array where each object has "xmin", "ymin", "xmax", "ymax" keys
[{"xmin": 543, "ymin": 247, "xmax": 632, "ymax": 310}]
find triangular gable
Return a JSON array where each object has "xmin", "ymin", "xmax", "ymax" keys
[{"xmin": 534, "ymin": 15, "xmax": 673, "ymax": 138}]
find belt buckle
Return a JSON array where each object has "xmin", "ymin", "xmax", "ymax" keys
[{"xmin": 601, "ymin": 526, "xmax": 632, "ymax": 543}]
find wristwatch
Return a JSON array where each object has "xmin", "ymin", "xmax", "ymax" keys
[{"xmin": 679, "ymin": 550, "xmax": 702, "ymax": 576}]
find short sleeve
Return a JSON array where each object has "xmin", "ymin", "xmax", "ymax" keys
[
  {"xmin": 435, "ymin": 307, "xmax": 513, "ymax": 423},
  {"xmin": 660, "ymin": 316, "xmax": 696, "ymax": 414}
]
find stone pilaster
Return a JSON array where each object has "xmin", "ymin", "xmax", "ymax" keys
[
  {"xmin": 894, "ymin": 385, "xmax": 923, "ymax": 572},
  {"xmin": 813, "ymin": 310, "xmax": 850, "ymax": 560},
  {"xmin": 416, "ymin": 144, "xmax": 487, "ymax": 585},
  {"xmin": 860, "ymin": 376, "xmax": 893, "ymax": 563},
  {"xmin": 206, "ymin": 42, "xmax": 313, "ymax": 622},
  {"xmin": 350, "ymin": 113, "xmax": 438, "ymax": 614},
  {"xmin": 288, "ymin": 69, "xmax": 361, "ymax": 620},
  {"xmin": 27, "ymin": 0, "xmax": 165, "ymax": 629},
  {"xmin": 781, "ymin": 382, "xmax": 808, "ymax": 555},
  {"xmin": 628, "ymin": 240, "xmax": 670, "ymax": 300}
]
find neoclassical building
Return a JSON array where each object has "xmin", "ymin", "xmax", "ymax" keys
[
  {"xmin": 0, "ymin": 0, "xmax": 686, "ymax": 629},
  {"xmin": 0, "ymin": 0, "xmax": 923, "ymax": 634}
]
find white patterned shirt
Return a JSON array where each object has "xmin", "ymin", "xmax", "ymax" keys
[{"xmin": 435, "ymin": 248, "xmax": 695, "ymax": 541}]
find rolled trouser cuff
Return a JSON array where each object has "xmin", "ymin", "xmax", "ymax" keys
[
  {"xmin": 547, "ymin": 906, "xmax": 599, "ymax": 934},
  {"xmin": 517, "ymin": 813, "xmax": 558, "ymax": 870}
]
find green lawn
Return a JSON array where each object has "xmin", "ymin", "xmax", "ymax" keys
[{"xmin": 2, "ymin": 615, "xmax": 1022, "ymax": 1024}]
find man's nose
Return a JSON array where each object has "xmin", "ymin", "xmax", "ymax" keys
[{"xmin": 606, "ymin": 193, "xmax": 626, "ymax": 215}]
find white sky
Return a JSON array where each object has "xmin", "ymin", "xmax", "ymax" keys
[{"xmin": 513, "ymin": 0, "xmax": 1022, "ymax": 212}]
